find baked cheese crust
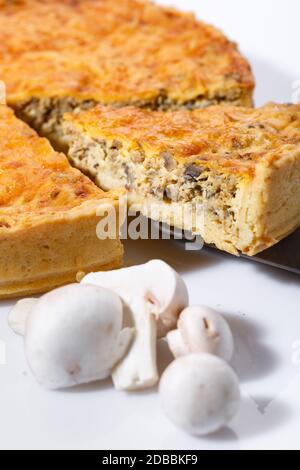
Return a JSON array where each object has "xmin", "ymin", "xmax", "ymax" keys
[
  {"xmin": 0, "ymin": 105, "xmax": 123, "ymax": 299},
  {"xmin": 0, "ymin": 0, "xmax": 254, "ymax": 107},
  {"xmin": 64, "ymin": 103, "xmax": 300, "ymax": 255}
]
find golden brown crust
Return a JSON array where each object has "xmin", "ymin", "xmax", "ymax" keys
[
  {"xmin": 0, "ymin": 104, "xmax": 123, "ymax": 298},
  {"xmin": 0, "ymin": 0, "xmax": 254, "ymax": 106},
  {"xmin": 65, "ymin": 103, "xmax": 300, "ymax": 176},
  {"xmin": 0, "ymin": 105, "xmax": 118, "ymax": 229},
  {"xmin": 0, "ymin": 255, "xmax": 123, "ymax": 300}
]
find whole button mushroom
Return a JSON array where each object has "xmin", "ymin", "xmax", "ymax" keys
[
  {"xmin": 159, "ymin": 354, "xmax": 240, "ymax": 436},
  {"xmin": 167, "ymin": 305, "xmax": 234, "ymax": 362},
  {"xmin": 9, "ymin": 284, "xmax": 133, "ymax": 389}
]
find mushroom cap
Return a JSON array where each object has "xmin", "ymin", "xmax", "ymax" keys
[
  {"xmin": 144, "ymin": 260, "xmax": 189, "ymax": 338},
  {"xmin": 159, "ymin": 354, "xmax": 240, "ymax": 436},
  {"xmin": 82, "ymin": 260, "xmax": 189, "ymax": 338},
  {"xmin": 177, "ymin": 306, "xmax": 234, "ymax": 362},
  {"xmin": 25, "ymin": 283, "xmax": 128, "ymax": 389}
]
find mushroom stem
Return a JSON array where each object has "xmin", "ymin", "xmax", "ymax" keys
[
  {"xmin": 8, "ymin": 298, "xmax": 38, "ymax": 336},
  {"xmin": 112, "ymin": 297, "xmax": 158, "ymax": 391},
  {"xmin": 166, "ymin": 329, "xmax": 189, "ymax": 358}
]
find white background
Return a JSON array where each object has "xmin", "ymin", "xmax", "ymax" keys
[{"xmin": 0, "ymin": 0, "xmax": 300, "ymax": 451}]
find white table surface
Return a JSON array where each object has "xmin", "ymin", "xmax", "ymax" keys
[{"xmin": 0, "ymin": 0, "xmax": 300, "ymax": 451}]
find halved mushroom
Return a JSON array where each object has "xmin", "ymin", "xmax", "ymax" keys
[{"xmin": 82, "ymin": 260, "xmax": 189, "ymax": 391}]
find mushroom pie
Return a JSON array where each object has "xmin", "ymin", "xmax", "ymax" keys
[
  {"xmin": 63, "ymin": 103, "xmax": 300, "ymax": 256},
  {"xmin": 0, "ymin": 0, "xmax": 254, "ymax": 148},
  {"xmin": 0, "ymin": 105, "xmax": 123, "ymax": 299}
]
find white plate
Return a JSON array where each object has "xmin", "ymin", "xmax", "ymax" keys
[{"xmin": 0, "ymin": 0, "xmax": 300, "ymax": 451}]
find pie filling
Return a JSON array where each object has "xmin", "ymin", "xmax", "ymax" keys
[{"xmin": 13, "ymin": 90, "xmax": 251, "ymax": 151}]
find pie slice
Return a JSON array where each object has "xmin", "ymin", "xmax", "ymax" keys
[
  {"xmin": 63, "ymin": 103, "xmax": 300, "ymax": 256},
  {"xmin": 0, "ymin": 0, "xmax": 254, "ymax": 149},
  {"xmin": 0, "ymin": 104, "xmax": 123, "ymax": 299}
]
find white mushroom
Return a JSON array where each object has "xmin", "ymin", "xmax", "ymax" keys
[
  {"xmin": 23, "ymin": 284, "xmax": 133, "ymax": 389},
  {"xmin": 167, "ymin": 305, "xmax": 234, "ymax": 362},
  {"xmin": 82, "ymin": 260, "xmax": 188, "ymax": 391},
  {"xmin": 8, "ymin": 298, "xmax": 38, "ymax": 336},
  {"xmin": 159, "ymin": 354, "xmax": 240, "ymax": 436}
]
